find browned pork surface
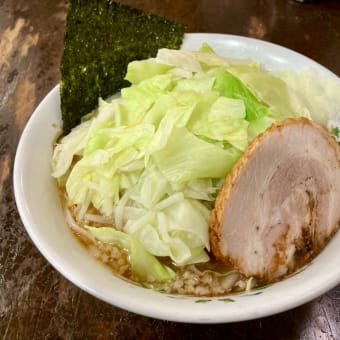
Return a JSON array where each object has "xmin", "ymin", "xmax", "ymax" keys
[{"xmin": 210, "ymin": 118, "xmax": 340, "ymax": 283}]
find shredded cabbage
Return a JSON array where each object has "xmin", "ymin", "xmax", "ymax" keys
[{"xmin": 52, "ymin": 43, "xmax": 340, "ymax": 286}]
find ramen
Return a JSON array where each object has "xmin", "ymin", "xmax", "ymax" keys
[{"xmin": 52, "ymin": 45, "xmax": 340, "ymax": 296}]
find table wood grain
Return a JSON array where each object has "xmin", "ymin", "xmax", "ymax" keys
[{"xmin": 1, "ymin": 0, "xmax": 339, "ymax": 338}]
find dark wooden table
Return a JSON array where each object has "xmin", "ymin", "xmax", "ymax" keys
[{"xmin": 1, "ymin": 0, "xmax": 339, "ymax": 338}]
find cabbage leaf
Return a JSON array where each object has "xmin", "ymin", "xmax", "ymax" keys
[{"xmin": 86, "ymin": 226, "xmax": 174, "ymax": 284}]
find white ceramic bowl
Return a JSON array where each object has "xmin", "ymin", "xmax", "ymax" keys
[{"xmin": 13, "ymin": 33, "xmax": 340, "ymax": 323}]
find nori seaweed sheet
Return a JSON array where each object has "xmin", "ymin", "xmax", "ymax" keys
[{"xmin": 60, "ymin": 0, "xmax": 186, "ymax": 134}]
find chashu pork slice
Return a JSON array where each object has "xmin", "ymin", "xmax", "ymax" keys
[{"xmin": 210, "ymin": 118, "xmax": 340, "ymax": 283}]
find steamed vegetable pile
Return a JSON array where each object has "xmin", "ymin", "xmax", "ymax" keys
[{"xmin": 52, "ymin": 43, "xmax": 340, "ymax": 289}]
